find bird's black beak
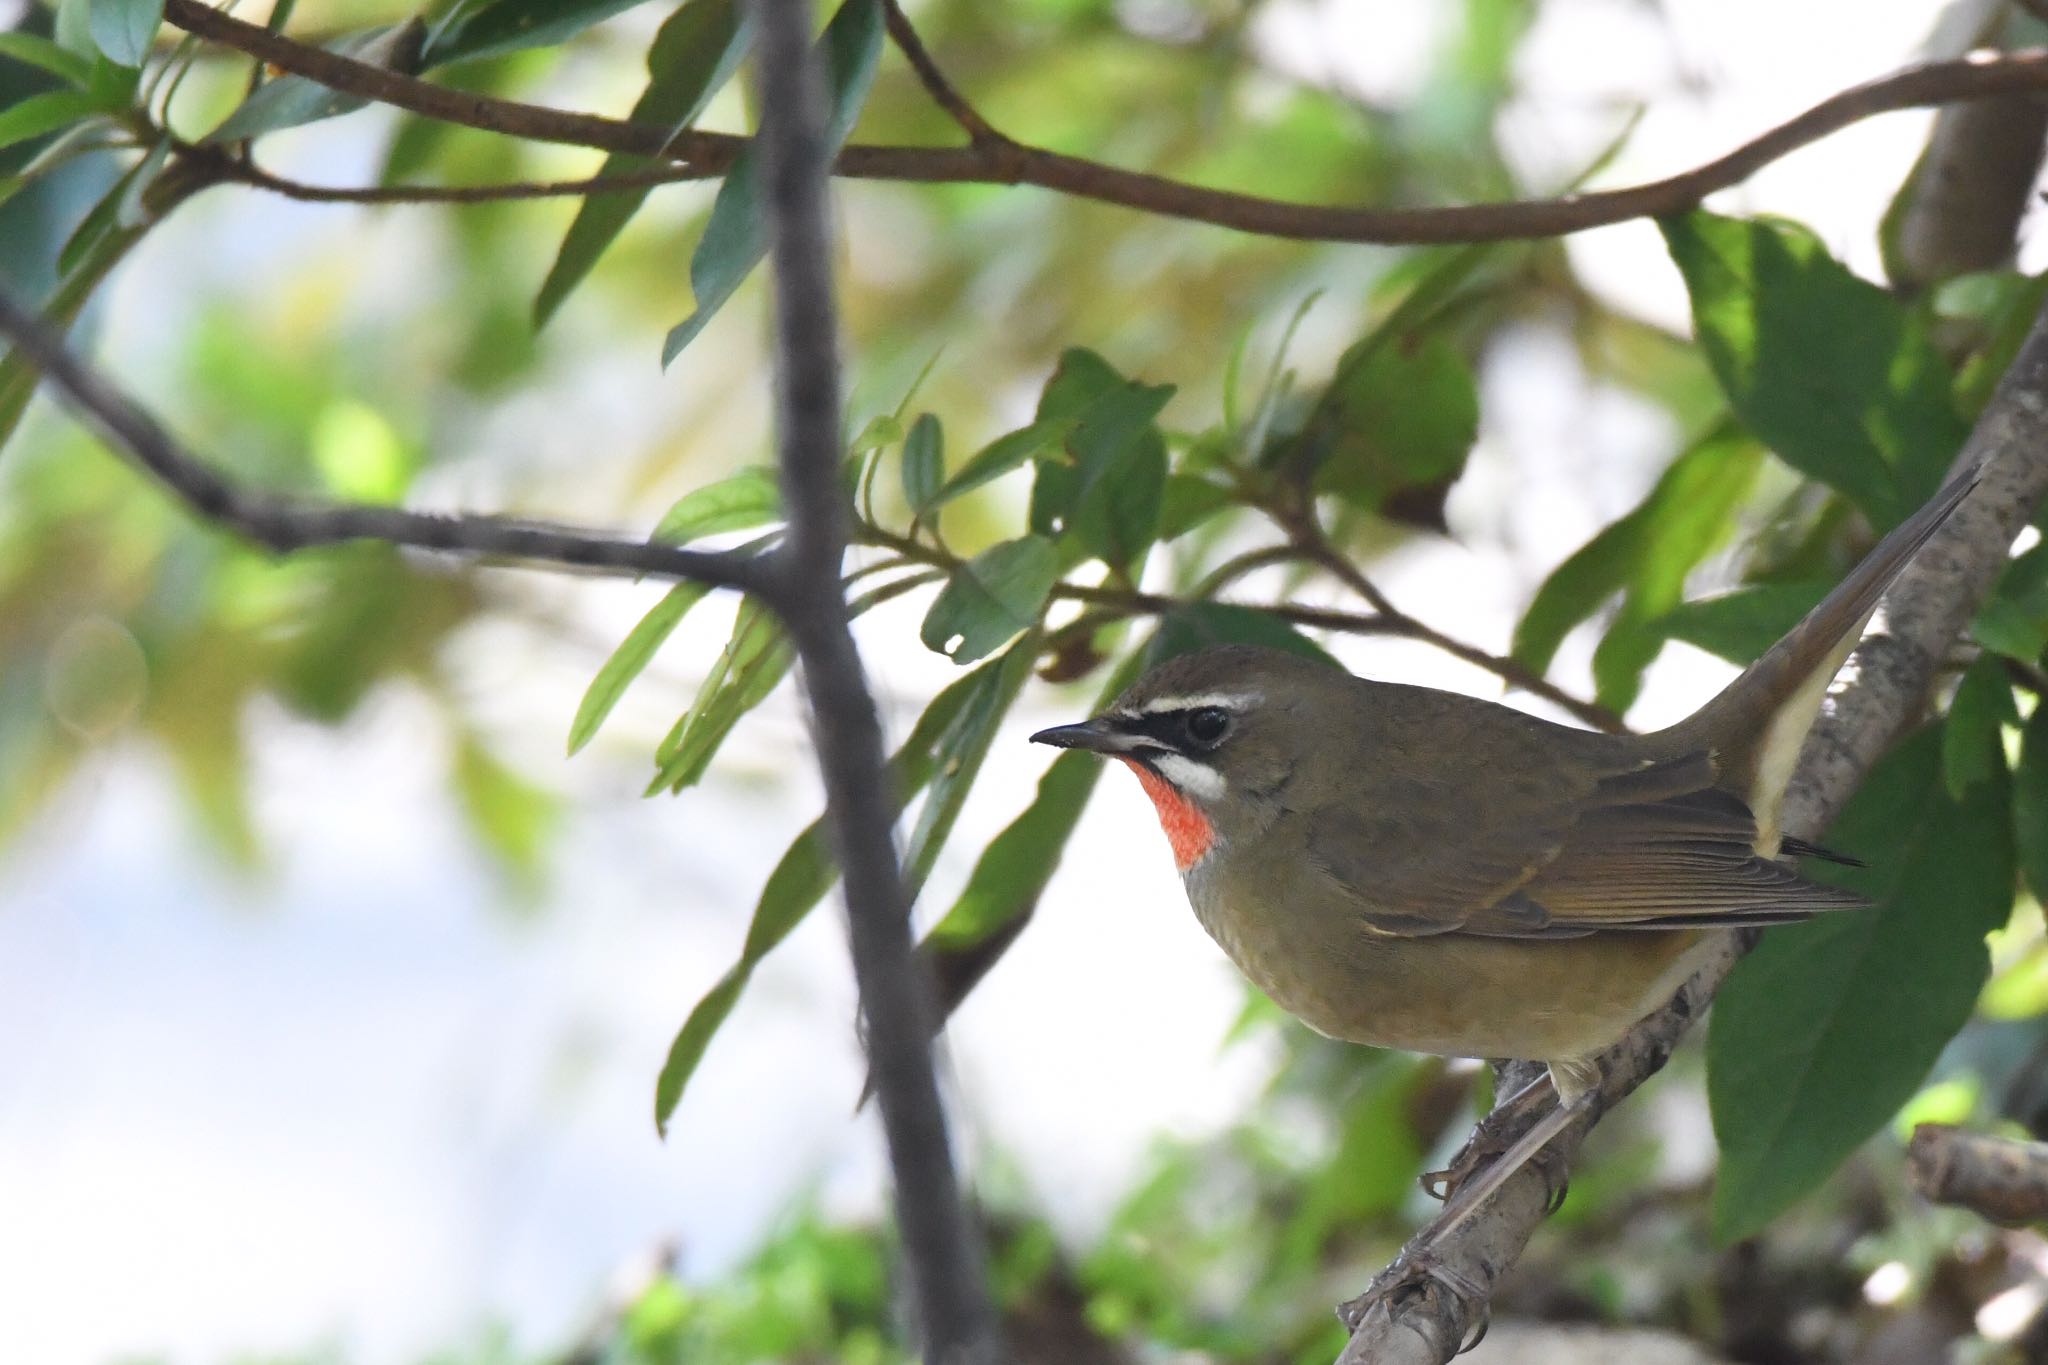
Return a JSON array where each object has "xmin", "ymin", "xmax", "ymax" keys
[{"xmin": 1029, "ymin": 718, "xmax": 1131, "ymax": 753}]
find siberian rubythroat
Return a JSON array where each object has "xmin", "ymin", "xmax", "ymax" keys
[{"xmin": 1032, "ymin": 471, "xmax": 1979, "ymax": 1213}]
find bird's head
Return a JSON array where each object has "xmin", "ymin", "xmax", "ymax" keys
[{"xmin": 1030, "ymin": 644, "xmax": 1337, "ymax": 869}]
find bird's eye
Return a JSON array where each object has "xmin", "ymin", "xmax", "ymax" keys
[{"xmin": 1184, "ymin": 707, "xmax": 1231, "ymax": 744}]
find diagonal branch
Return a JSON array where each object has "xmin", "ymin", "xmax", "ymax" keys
[
  {"xmin": 161, "ymin": 0, "xmax": 2048, "ymax": 245},
  {"xmin": 0, "ymin": 288, "xmax": 766, "ymax": 594},
  {"xmin": 1333, "ymin": 288, "xmax": 2048, "ymax": 1365},
  {"xmin": 878, "ymin": 0, "xmax": 1008, "ymax": 148}
]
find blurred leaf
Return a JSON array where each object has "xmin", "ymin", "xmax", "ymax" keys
[
  {"xmin": 1275, "ymin": 1056, "xmax": 1426, "ymax": 1277},
  {"xmin": 1513, "ymin": 430, "xmax": 1761, "ymax": 710},
  {"xmin": 1149, "ymin": 601, "xmax": 1337, "ymax": 667},
  {"xmin": 1661, "ymin": 211, "xmax": 1966, "ymax": 527},
  {"xmin": 1028, "ymin": 349, "xmax": 1174, "ymax": 570},
  {"xmin": 920, "ymin": 535, "xmax": 1058, "ymax": 664},
  {"xmin": 0, "ymin": 90, "xmax": 100, "ymax": 153},
  {"xmin": 1709, "ymin": 725, "xmax": 2014, "ymax": 1241},
  {"xmin": 205, "ymin": 25, "xmax": 419, "ymax": 142},
  {"xmin": 1156, "ymin": 473, "xmax": 1232, "ymax": 541},
  {"xmin": 85, "ymin": 0, "xmax": 161, "ymax": 68},
  {"xmin": 650, "ymin": 466, "xmax": 780, "ymax": 543},
  {"xmin": 568, "ymin": 581, "xmax": 710, "ymax": 755},
  {"xmin": 1975, "ymin": 541, "xmax": 2048, "ymax": 662},
  {"xmin": 425, "ymin": 0, "xmax": 652, "ymax": 65},
  {"xmin": 1314, "ymin": 333, "xmax": 1478, "ymax": 514},
  {"xmin": 1944, "ymin": 655, "xmax": 2016, "ymax": 800},
  {"xmin": 2015, "ymin": 706, "xmax": 2048, "ymax": 907},
  {"xmin": 532, "ymin": 0, "xmax": 748, "ymax": 326},
  {"xmin": 929, "ymin": 417, "xmax": 1067, "ymax": 507},
  {"xmin": 900, "ymin": 411, "xmax": 942, "ymax": 517},
  {"xmin": 452, "ymin": 731, "xmax": 558, "ymax": 892},
  {"xmin": 1652, "ymin": 579, "xmax": 1831, "ymax": 666},
  {"xmin": 1950, "ymin": 272, "xmax": 2048, "ymax": 416},
  {"xmin": 0, "ymin": 33, "xmax": 95, "ymax": 88},
  {"xmin": 660, "ymin": 0, "xmax": 881, "ymax": 363},
  {"xmin": 649, "ymin": 598, "xmax": 791, "ymax": 793},
  {"xmin": 902, "ymin": 631, "xmax": 1037, "ymax": 896},
  {"xmin": 654, "ymin": 658, "xmax": 997, "ymax": 1132}
]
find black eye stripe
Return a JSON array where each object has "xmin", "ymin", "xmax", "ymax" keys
[{"xmin": 1119, "ymin": 707, "xmax": 1232, "ymax": 747}]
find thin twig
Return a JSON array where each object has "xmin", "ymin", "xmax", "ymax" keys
[
  {"xmin": 161, "ymin": 0, "xmax": 2048, "ymax": 245},
  {"xmin": 173, "ymin": 136, "xmax": 713, "ymax": 203},
  {"xmin": 746, "ymin": 0, "xmax": 998, "ymax": 1360},
  {"xmin": 879, "ymin": 0, "xmax": 1007, "ymax": 148},
  {"xmin": 0, "ymin": 289, "xmax": 765, "ymax": 594}
]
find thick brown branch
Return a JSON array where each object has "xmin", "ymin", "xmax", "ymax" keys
[
  {"xmin": 1336, "ymin": 286, "xmax": 2048, "ymax": 1365},
  {"xmin": 162, "ymin": 0, "xmax": 2048, "ymax": 245},
  {"xmin": 1909, "ymin": 1122, "xmax": 2048, "ymax": 1225},
  {"xmin": 0, "ymin": 289, "xmax": 764, "ymax": 594}
]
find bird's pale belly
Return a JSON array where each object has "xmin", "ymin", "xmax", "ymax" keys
[{"xmin": 1186, "ymin": 873, "xmax": 1714, "ymax": 1064}]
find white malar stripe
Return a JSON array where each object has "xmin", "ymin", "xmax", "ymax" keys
[
  {"xmin": 1151, "ymin": 753, "xmax": 1227, "ymax": 801},
  {"xmin": 1137, "ymin": 690, "xmax": 1262, "ymax": 716}
]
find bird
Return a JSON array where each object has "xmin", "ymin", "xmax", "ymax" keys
[{"xmin": 1030, "ymin": 468, "xmax": 1979, "ymax": 1235}]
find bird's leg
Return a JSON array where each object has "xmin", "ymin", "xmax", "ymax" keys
[
  {"xmin": 1426, "ymin": 1083, "xmax": 1597, "ymax": 1240},
  {"xmin": 1420, "ymin": 1067, "xmax": 1557, "ymax": 1203},
  {"xmin": 1339, "ymin": 1083, "xmax": 1597, "ymax": 1346}
]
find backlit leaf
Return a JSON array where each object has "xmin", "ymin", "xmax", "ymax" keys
[
  {"xmin": 920, "ymin": 535, "xmax": 1058, "ymax": 664},
  {"xmin": 650, "ymin": 466, "xmax": 780, "ymax": 544},
  {"xmin": 568, "ymin": 582, "xmax": 710, "ymax": 755}
]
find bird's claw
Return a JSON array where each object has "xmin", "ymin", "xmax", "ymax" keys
[
  {"xmin": 1423, "ymin": 1105, "xmax": 1573, "ymax": 1214},
  {"xmin": 1337, "ymin": 1249, "xmax": 1491, "ymax": 1355}
]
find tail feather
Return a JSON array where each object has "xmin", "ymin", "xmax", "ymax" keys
[{"xmin": 1655, "ymin": 465, "xmax": 1981, "ymax": 834}]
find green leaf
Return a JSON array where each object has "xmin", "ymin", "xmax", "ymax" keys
[
  {"xmin": 0, "ymin": 33, "xmax": 95, "ymax": 88},
  {"xmin": 1652, "ymin": 580, "xmax": 1831, "ymax": 666},
  {"xmin": 1148, "ymin": 601, "xmax": 1338, "ymax": 668},
  {"xmin": 654, "ymin": 659, "xmax": 995, "ymax": 1132},
  {"xmin": 425, "ymin": 0, "xmax": 652, "ymax": 66},
  {"xmin": 902, "ymin": 633, "xmax": 1037, "ymax": 896},
  {"xmin": 1709, "ymin": 725, "xmax": 2014, "ymax": 1241},
  {"xmin": 1512, "ymin": 430, "xmax": 1762, "ymax": 711},
  {"xmin": 920, "ymin": 535, "xmax": 1059, "ymax": 664},
  {"xmin": 532, "ymin": 0, "xmax": 748, "ymax": 326},
  {"xmin": 930, "ymin": 418, "xmax": 1067, "ymax": 506},
  {"xmin": 452, "ymin": 732, "xmax": 558, "ymax": 890},
  {"xmin": 0, "ymin": 89, "xmax": 101, "ymax": 154},
  {"xmin": 648, "ymin": 599, "xmax": 792, "ymax": 793},
  {"xmin": 650, "ymin": 466, "xmax": 780, "ymax": 543},
  {"xmin": 1156, "ymin": 473, "xmax": 1233, "ymax": 541},
  {"xmin": 1026, "ymin": 349, "xmax": 1174, "ymax": 570},
  {"xmin": 900, "ymin": 412, "xmax": 942, "ymax": 517},
  {"xmin": 2015, "ymin": 707, "xmax": 2048, "ymax": 907},
  {"xmin": 1313, "ymin": 333, "xmax": 1478, "ymax": 512},
  {"xmin": 205, "ymin": 25, "xmax": 416, "ymax": 142},
  {"xmin": 1942, "ymin": 655, "xmax": 2016, "ymax": 801},
  {"xmin": 660, "ymin": 0, "xmax": 882, "ymax": 363},
  {"xmin": 1974, "ymin": 542, "xmax": 2048, "ymax": 663},
  {"xmin": 568, "ymin": 581, "xmax": 710, "ymax": 755},
  {"xmin": 1661, "ymin": 211, "xmax": 1967, "ymax": 527},
  {"xmin": 86, "ymin": 0, "xmax": 162, "ymax": 68}
]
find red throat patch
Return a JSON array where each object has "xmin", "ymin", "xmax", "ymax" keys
[{"xmin": 1118, "ymin": 756, "xmax": 1215, "ymax": 870}]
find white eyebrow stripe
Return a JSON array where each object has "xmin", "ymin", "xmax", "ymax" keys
[{"xmin": 1136, "ymin": 691, "xmax": 1261, "ymax": 715}]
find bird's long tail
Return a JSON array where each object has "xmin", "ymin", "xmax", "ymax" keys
[{"xmin": 1651, "ymin": 466, "xmax": 1981, "ymax": 846}]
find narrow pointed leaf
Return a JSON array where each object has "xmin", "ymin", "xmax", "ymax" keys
[
  {"xmin": 901, "ymin": 632, "xmax": 1036, "ymax": 896},
  {"xmin": 568, "ymin": 582, "xmax": 710, "ymax": 755},
  {"xmin": 532, "ymin": 0, "xmax": 748, "ymax": 326},
  {"xmin": 660, "ymin": 0, "xmax": 881, "ymax": 363},
  {"xmin": 0, "ymin": 90, "xmax": 100, "ymax": 153},
  {"xmin": 0, "ymin": 33, "xmax": 95, "ymax": 88},
  {"xmin": 901, "ymin": 412, "xmax": 943, "ymax": 517},
  {"xmin": 650, "ymin": 466, "xmax": 781, "ymax": 544},
  {"xmin": 654, "ymin": 659, "xmax": 999, "ymax": 1132},
  {"xmin": 425, "ymin": 0, "xmax": 652, "ymax": 66},
  {"xmin": 649, "ymin": 598, "xmax": 791, "ymax": 793}
]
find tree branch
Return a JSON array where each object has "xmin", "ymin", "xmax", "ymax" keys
[
  {"xmin": 1909, "ymin": 1122, "xmax": 2048, "ymax": 1225},
  {"xmin": 1334, "ymin": 291, "xmax": 2048, "ymax": 1365},
  {"xmin": 160, "ymin": 0, "xmax": 2048, "ymax": 245},
  {"xmin": 745, "ymin": 0, "xmax": 998, "ymax": 1361},
  {"xmin": 878, "ymin": 0, "xmax": 1007, "ymax": 148},
  {"xmin": 170, "ymin": 136, "xmax": 715, "ymax": 204},
  {"xmin": 0, "ymin": 288, "xmax": 765, "ymax": 594}
]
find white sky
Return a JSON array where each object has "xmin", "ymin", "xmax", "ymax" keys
[{"xmin": 0, "ymin": 1, "xmax": 2020, "ymax": 1362}]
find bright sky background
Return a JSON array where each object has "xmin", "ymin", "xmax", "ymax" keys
[{"xmin": 0, "ymin": 1, "xmax": 2021, "ymax": 1362}]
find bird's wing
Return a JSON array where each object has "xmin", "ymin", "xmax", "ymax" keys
[{"xmin": 1305, "ymin": 744, "xmax": 1867, "ymax": 940}]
